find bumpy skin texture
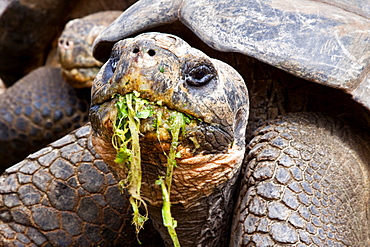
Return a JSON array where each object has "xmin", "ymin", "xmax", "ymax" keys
[
  {"xmin": 232, "ymin": 113, "xmax": 370, "ymax": 246},
  {"xmin": 0, "ymin": 11, "xmax": 122, "ymax": 171},
  {"xmin": 2, "ymin": 113, "xmax": 370, "ymax": 246},
  {"xmin": 2, "ymin": 1, "xmax": 370, "ymax": 243},
  {"xmin": 0, "ymin": 67, "xmax": 89, "ymax": 172},
  {"xmin": 0, "ymin": 124, "xmax": 164, "ymax": 247},
  {"xmin": 0, "ymin": 0, "xmax": 368, "ymax": 245}
]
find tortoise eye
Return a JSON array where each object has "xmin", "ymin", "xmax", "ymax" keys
[
  {"xmin": 186, "ymin": 64, "xmax": 215, "ymax": 87},
  {"xmin": 111, "ymin": 58, "xmax": 118, "ymax": 72},
  {"xmin": 109, "ymin": 46, "xmax": 121, "ymax": 73},
  {"xmin": 103, "ymin": 53, "xmax": 119, "ymax": 81}
]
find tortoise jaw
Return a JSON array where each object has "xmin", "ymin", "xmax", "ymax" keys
[
  {"xmin": 90, "ymin": 91, "xmax": 226, "ymax": 158},
  {"xmin": 89, "ymin": 32, "xmax": 250, "ymax": 246}
]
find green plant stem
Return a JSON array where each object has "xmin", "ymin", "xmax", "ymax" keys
[
  {"xmin": 156, "ymin": 112, "xmax": 185, "ymax": 247},
  {"xmin": 126, "ymin": 94, "xmax": 142, "ymax": 197},
  {"xmin": 157, "ymin": 177, "xmax": 181, "ymax": 247},
  {"xmin": 121, "ymin": 93, "xmax": 148, "ymax": 235},
  {"xmin": 113, "ymin": 93, "xmax": 191, "ymax": 246},
  {"xmin": 166, "ymin": 112, "xmax": 184, "ymax": 188}
]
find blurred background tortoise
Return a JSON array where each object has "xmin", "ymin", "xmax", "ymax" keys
[
  {"xmin": 0, "ymin": 10, "xmax": 122, "ymax": 171},
  {"xmin": 0, "ymin": 0, "xmax": 136, "ymax": 86}
]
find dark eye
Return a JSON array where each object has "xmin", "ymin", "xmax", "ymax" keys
[
  {"xmin": 109, "ymin": 46, "xmax": 122, "ymax": 73},
  {"xmin": 102, "ymin": 52, "xmax": 119, "ymax": 82},
  {"xmin": 110, "ymin": 56, "xmax": 119, "ymax": 73},
  {"xmin": 185, "ymin": 65, "xmax": 215, "ymax": 86}
]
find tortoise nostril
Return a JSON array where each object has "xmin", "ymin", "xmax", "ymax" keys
[
  {"xmin": 133, "ymin": 47, "xmax": 140, "ymax": 53},
  {"xmin": 148, "ymin": 49, "xmax": 156, "ymax": 56},
  {"xmin": 58, "ymin": 39, "xmax": 72, "ymax": 49}
]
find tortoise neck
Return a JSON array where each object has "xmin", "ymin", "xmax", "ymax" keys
[{"xmin": 147, "ymin": 167, "xmax": 241, "ymax": 247}]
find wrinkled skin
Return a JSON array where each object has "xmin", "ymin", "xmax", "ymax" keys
[
  {"xmin": 1, "ymin": 30, "xmax": 369, "ymax": 246},
  {"xmin": 0, "ymin": 32, "xmax": 249, "ymax": 247},
  {"xmin": 90, "ymin": 32, "xmax": 249, "ymax": 246},
  {"xmin": 0, "ymin": 32, "xmax": 370, "ymax": 246},
  {"xmin": 231, "ymin": 113, "xmax": 370, "ymax": 246}
]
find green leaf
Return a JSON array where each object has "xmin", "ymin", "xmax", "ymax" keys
[
  {"xmin": 114, "ymin": 147, "xmax": 131, "ymax": 164},
  {"xmin": 175, "ymin": 152, "xmax": 182, "ymax": 158},
  {"xmin": 136, "ymin": 108, "xmax": 153, "ymax": 119},
  {"xmin": 116, "ymin": 101, "xmax": 128, "ymax": 119}
]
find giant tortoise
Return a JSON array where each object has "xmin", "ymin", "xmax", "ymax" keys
[
  {"xmin": 1, "ymin": 0, "xmax": 370, "ymax": 246},
  {"xmin": 0, "ymin": 11, "xmax": 122, "ymax": 172}
]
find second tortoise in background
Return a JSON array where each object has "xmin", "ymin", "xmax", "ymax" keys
[
  {"xmin": 0, "ymin": 11, "xmax": 121, "ymax": 171},
  {"xmin": 0, "ymin": 0, "xmax": 136, "ymax": 86}
]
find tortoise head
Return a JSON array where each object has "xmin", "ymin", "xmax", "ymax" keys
[
  {"xmin": 90, "ymin": 32, "xmax": 249, "ymax": 207},
  {"xmin": 58, "ymin": 11, "xmax": 122, "ymax": 88}
]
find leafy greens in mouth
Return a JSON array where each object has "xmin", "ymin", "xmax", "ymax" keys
[{"xmin": 112, "ymin": 91, "xmax": 199, "ymax": 246}]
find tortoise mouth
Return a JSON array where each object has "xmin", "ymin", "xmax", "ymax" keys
[{"xmin": 92, "ymin": 91, "xmax": 229, "ymax": 159}]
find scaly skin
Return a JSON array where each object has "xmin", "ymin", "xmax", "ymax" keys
[
  {"xmin": 91, "ymin": 31, "xmax": 370, "ymax": 246},
  {"xmin": 1, "ymin": 31, "xmax": 370, "ymax": 246},
  {"xmin": 0, "ymin": 11, "xmax": 121, "ymax": 171},
  {"xmin": 0, "ymin": 124, "xmax": 164, "ymax": 246},
  {"xmin": 0, "ymin": 68, "xmax": 90, "ymax": 172},
  {"xmin": 231, "ymin": 113, "xmax": 370, "ymax": 246}
]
